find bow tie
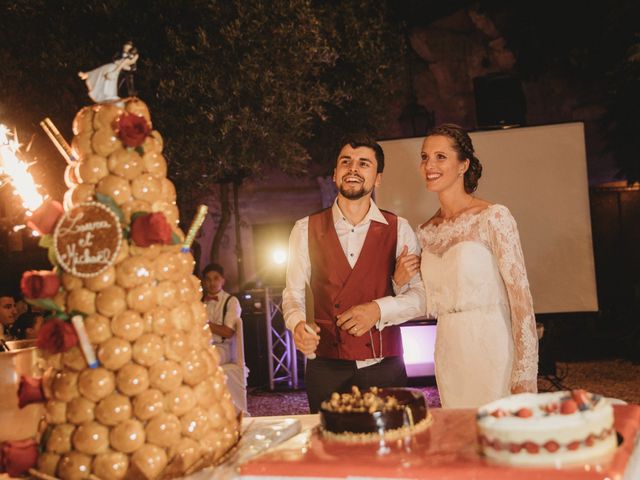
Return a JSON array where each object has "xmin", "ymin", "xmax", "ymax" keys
[{"xmin": 206, "ymin": 295, "xmax": 219, "ymax": 302}]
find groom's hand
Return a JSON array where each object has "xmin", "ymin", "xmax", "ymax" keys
[{"xmin": 336, "ymin": 302, "xmax": 380, "ymax": 337}]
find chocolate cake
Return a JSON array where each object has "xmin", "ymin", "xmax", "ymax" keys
[{"xmin": 319, "ymin": 387, "xmax": 431, "ymax": 441}]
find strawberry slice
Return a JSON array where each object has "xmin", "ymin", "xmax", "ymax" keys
[
  {"xmin": 516, "ymin": 407, "xmax": 533, "ymax": 418},
  {"xmin": 560, "ymin": 399, "xmax": 578, "ymax": 414}
]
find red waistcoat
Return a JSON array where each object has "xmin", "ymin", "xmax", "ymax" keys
[{"xmin": 308, "ymin": 207, "xmax": 403, "ymax": 361}]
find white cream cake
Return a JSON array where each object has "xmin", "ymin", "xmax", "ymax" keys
[{"xmin": 476, "ymin": 390, "xmax": 617, "ymax": 467}]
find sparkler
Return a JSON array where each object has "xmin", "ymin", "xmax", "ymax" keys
[
  {"xmin": 39, "ymin": 117, "xmax": 76, "ymax": 164},
  {"xmin": 0, "ymin": 124, "xmax": 44, "ymax": 213}
]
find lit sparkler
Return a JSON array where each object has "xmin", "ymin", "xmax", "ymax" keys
[{"xmin": 0, "ymin": 124, "xmax": 45, "ymax": 213}]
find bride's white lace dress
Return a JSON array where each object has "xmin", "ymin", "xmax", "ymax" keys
[{"xmin": 418, "ymin": 204, "xmax": 538, "ymax": 408}]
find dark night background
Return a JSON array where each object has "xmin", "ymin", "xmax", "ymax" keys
[{"xmin": 0, "ymin": 0, "xmax": 639, "ymax": 363}]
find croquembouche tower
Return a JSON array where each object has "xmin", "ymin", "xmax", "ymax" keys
[{"xmin": 22, "ymin": 49, "xmax": 240, "ymax": 480}]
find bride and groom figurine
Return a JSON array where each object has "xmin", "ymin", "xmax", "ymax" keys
[{"xmin": 79, "ymin": 41, "xmax": 138, "ymax": 104}]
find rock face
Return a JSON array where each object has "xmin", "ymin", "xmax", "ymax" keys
[{"xmin": 37, "ymin": 98, "xmax": 239, "ymax": 480}]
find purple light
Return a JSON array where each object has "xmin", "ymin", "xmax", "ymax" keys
[{"xmin": 400, "ymin": 324, "xmax": 436, "ymax": 377}]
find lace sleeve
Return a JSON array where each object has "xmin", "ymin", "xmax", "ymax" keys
[{"xmin": 487, "ymin": 206, "xmax": 538, "ymax": 393}]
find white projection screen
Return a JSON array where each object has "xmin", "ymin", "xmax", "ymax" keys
[{"xmin": 377, "ymin": 122, "xmax": 598, "ymax": 314}]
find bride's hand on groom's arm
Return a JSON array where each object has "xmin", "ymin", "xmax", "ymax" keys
[{"xmin": 394, "ymin": 245, "xmax": 421, "ymax": 288}]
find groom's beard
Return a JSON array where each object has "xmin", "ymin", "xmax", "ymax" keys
[{"xmin": 339, "ymin": 175, "xmax": 372, "ymax": 200}]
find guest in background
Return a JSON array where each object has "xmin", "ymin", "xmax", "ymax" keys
[
  {"xmin": 10, "ymin": 311, "xmax": 44, "ymax": 340},
  {"xmin": 202, "ymin": 263, "xmax": 248, "ymax": 414},
  {"xmin": 0, "ymin": 291, "xmax": 18, "ymax": 340},
  {"xmin": 283, "ymin": 134, "xmax": 425, "ymax": 413},
  {"xmin": 202, "ymin": 263, "xmax": 242, "ymax": 364},
  {"xmin": 394, "ymin": 123, "xmax": 538, "ymax": 408}
]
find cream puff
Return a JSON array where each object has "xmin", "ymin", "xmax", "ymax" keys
[
  {"xmin": 145, "ymin": 413, "xmax": 182, "ymax": 448},
  {"xmin": 83, "ymin": 313, "xmax": 112, "ymax": 344},
  {"xmin": 56, "ymin": 451, "xmax": 92, "ymax": 480},
  {"xmin": 72, "ymin": 106, "xmax": 95, "ymax": 136},
  {"xmin": 76, "ymin": 154, "xmax": 109, "ymax": 184},
  {"xmin": 115, "ymin": 256, "xmax": 153, "ymax": 289},
  {"xmin": 116, "ymin": 363, "xmax": 150, "ymax": 397},
  {"xmin": 97, "ymin": 337, "xmax": 132, "ymax": 371},
  {"xmin": 65, "ymin": 288, "xmax": 97, "ymax": 315},
  {"xmin": 111, "ymin": 310, "xmax": 145, "ymax": 341},
  {"xmin": 93, "ymin": 104, "xmax": 123, "ymax": 131},
  {"xmin": 66, "ymin": 396, "xmax": 95, "ymax": 425},
  {"xmin": 92, "ymin": 450, "xmax": 129, "ymax": 480},
  {"xmin": 52, "ymin": 371, "xmax": 80, "ymax": 402},
  {"xmin": 62, "ymin": 346, "xmax": 88, "ymax": 371},
  {"xmin": 62, "ymin": 271, "xmax": 83, "ymax": 291},
  {"xmin": 163, "ymin": 331, "xmax": 190, "ymax": 363},
  {"xmin": 142, "ymin": 130, "xmax": 163, "ymax": 154},
  {"xmin": 92, "ymin": 127, "xmax": 120, "ymax": 157},
  {"xmin": 168, "ymin": 303, "xmax": 194, "ymax": 332},
  {"xmin": 132, "ymin": 388, "xmax": 164, "ymax": 421},
  {"xmin": 109, "ymin": 419, "xmax": 146, "ymax": 453},
  {"xmin": 164, "ymin": 385, "xmax": 196, "ymax": 417},
  {"xmin": 132, "ymin": 333, "xmax": 164, "ymax": 367},
  {"xmin": 36, "ymin": 452, "xmax": 61, "ymax": 477},
  {"xmin": 180, "ymin": 350, "xmax": 207, "ymax": 386},
  {"xmin": 126, "ymin": 284, "xmax": 157, "ymax": 313},
  {"xmin": 46, "ymin": 423, "xmax": 75, "ymax": 454},
  {"xmin": 121, "ymin": 199, "xmax": 151, "ymax": 224},
  {"xmin": 131, "ymin": 444, "xmax": 168, "ymax": 480},
  {"xmin": 84, "ymin": 266, "xmax": 116, "ymax": 292},
  {"xmin": 180, "ymin": 406, "xmax": 210, "ymax": 440},
  {"xmin": 72, "ymin": 421, "xmax": 109, "ymax": 454},
  {"xmin": 148, "ymin": 360, "xmax": 183, "ymax": 393},
  {"xmin": 155, "ymin": 280, "xmax": 178, "ymax": 309},
  {"xmin": 94, "ymin": 392, "xmax": 132, "ymax": 426},
  {"xmin": 107, "ymin": 148, "xmax": 144, "ymax": 180},
  {"xmin": 124, "ymin": 98, "xmax": 152, "ymax": 125},
  {"xmin": 45, "ymin": 399, "xmax": 68, "ymax": 424},
  {"xmin": 78, "ymin": 367, "xmax": 116, "ymax": 402},
  {"xmin": 144, "ymin": 307, "xmax": 173, "ymax": 336},
  {"xmin": 142, "ymin": 151, "xmax": 167, "ymax": 177},
  {"xmin": 95, "ymin": 285, "xmax": 127, "ymax": 318},
  {"xmin": 96, "ymin": 175, "xmax": 132, "ymax": 206},
  {"xmin": 159, "ymin": 178, "xmax": 177, "ymax": 204},
  {"xmin": 71, "ymin": 131, "xmax": 93, "ymax": 158},
  {"xmin": 131, "ymin": 173, "xmax": 162, "ymax": 203}
]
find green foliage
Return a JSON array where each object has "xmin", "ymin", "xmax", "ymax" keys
[
  {"xmin": 0, "ymin": 0, "xmax": 406, "ymax": 202},
  {"xmin": 308, "ymin": 0, "xmax": 406, "ymax": 174}
]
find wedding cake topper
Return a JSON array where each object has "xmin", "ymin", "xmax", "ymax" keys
[{"xmin": 78, "ymin": 41, "xmax": 139, "ymax": 103}]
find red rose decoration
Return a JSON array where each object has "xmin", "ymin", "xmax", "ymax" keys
[
  {"xmin": 36, "ymin": 318, "xmax": 78, "ymax": 354},
  {"xmin": 20, "ymin": 270, "xmax": 61, "ymax": 299},
  {"xmin": 26, "ymin": 200, "xmax": 64, "ymax": 235},
  {"xmin": 0, "ymin": 438, "xmax": 39, "ymax": 477},
  {"xmin": 117, "ymin": 113, "xmax": 151, "ymax": 147},
  {"xmin": 17, "ymin": 376, "xmax": 45, "ymax": 408},
  {"xmin": 130, "ymin": 212, "xmax": 173, "ymax": 247}
]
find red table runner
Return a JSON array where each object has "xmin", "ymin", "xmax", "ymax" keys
[{"xmin": 240, "ymin": 405, "xmax": 640, "ymax": 479}]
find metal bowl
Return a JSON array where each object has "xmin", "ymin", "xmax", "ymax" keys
[{"xmin": 0, "ymin": 342, "xmax": 44, "ymax": 442}]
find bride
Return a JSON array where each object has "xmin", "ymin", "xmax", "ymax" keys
[{"xmin": 394, "ymin": 124, "xmax": 538, "ymax": 408}]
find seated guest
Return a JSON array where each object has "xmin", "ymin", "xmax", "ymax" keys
[
  {"xmin": 202, "ymin": 263, "xmax": 241, "ymax": 364},
  {"xmin": 202, "ymin": 263, "xmax": 248, "ymax": 414},
  {"xmin": 0, "ymin": 291, "xmax": 18, "ymax": 340},
  {"xmin": 11, "ymin": 311, "xmax": 45, "ymax": 340}
]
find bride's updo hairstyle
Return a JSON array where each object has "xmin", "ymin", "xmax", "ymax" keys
[{"xmin": 426, "ymin": 123, "xmax": 482, "ymax": 193}]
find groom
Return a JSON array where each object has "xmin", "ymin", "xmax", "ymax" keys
[{"xmin": 282, "ymin": 134, "xmax": 425, "ymax": 412}]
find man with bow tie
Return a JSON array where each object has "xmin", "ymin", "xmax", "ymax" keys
[{"xmin": 202, "ymin": 263, "xmax": 241, "ymax": 364}]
